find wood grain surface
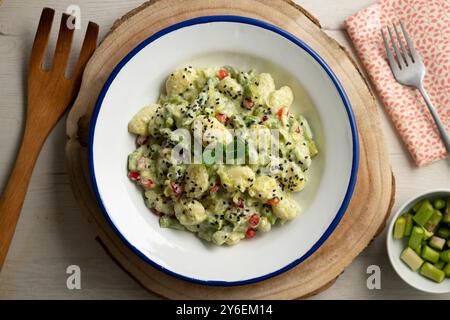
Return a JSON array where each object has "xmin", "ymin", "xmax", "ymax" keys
[{"xmin": 0, "ymin": 0, "xmax": 449, "ymax": 299}]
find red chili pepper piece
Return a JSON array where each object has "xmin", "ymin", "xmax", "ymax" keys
[
  {"xmin": 128, "ymin": 171, "xmax": 140, "ymax": 181},
  {"xmin": 234, "ymin": 198, "xmax": 245, "ymax": 209},
  {"xmin": 217, "ymin": 69, "xmax": 229, "ymax": 80},
  {"xmin": 245, "ymin": 228, "xmax": 256, "ymax": 239},
  {"xmin": 243, "ymin": 98, "xmax": 254, "ymax": 109},
  {"xmin": 248, "ymin": 213, "xmax": 260, "ymax": 228},
  {"xmin": 215, "ymin": 113, "xmax": 229, "ymax": 125},
  {"xmin": 140, "ymin": 178, "xmax": 155, "ymax": 189},
  {"xmin": 277, "ymin": 107, "xmax": 285, "ymax": 120},
  {"xmin": 266, "ymin": 197, "xmax": 280, "ymax": 206},
  {"xmin": 170, "ymin": 182, "xmax": 183, "ymax": 199},
  {"xmin": 209, "ymin": 183, "xmax": 220, "ymax": 193}
]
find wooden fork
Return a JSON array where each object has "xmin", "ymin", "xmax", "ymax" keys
[{"xmin": 0, "ymin": 8, "xmax": 98, "ymax": 269}]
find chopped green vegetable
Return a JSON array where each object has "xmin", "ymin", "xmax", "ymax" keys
[
  {"xmin": 243, "ymin": 115, "xmax": 258, "ymax": 126},
  {"xmin": 404, "ymin": 213, "xmax": 414, "ymax": 237},
  {"xmin": 437, "ymin": 227, "xmax": 450, "ymax": 239},
  {"xmin": 415, "ymin": 244, "xmax": 422, "ymax": 256},
  {"xmin": 223, "ymin": 65, "xmax": 238, "ymax": 78},
  {"xmin": 421, "ymin": 245, "xmax": 440, "ymax": 264},
  {"xmin": 413, "ymin": 200, "xmax": 435, "ymax": 226},
  {"xmin": 412, "ymin": 200, "xmax": 424, "ymax": 212},
  {"xmin": 443, "ymin": 197, "xmax": 450, "ymax": 224},
  {"xmin": 444, "ymin": 263, "xmax": 450, "ymax": 277},
  {"xmin": 420, "ymin": 262, "xmax": 445, "ymax": 283},
  {"xmin": 429, "ymin": 236, "xmax": 446, "ymax": 251},
  {"xmin": 434, "ymin": 261, "xmax": 446, "ymax": 270},
  {"xmin": 400, "ymin": 247, "xmax": 424, "ymax": 271},
  {"xmin": 408, "ymin": 226, "xmax": 424, "ymax": 252},
  {"xmin": 394, "ymin": 216, "xmax": 406, "ymax": 239},
  {"xmin": 307, "ymin": 140, "xmax": 319, "ymax": 157},
  {"xmin": 433, "ymin": 199, "xmax": 446, "ymax": 210},
  {"xmin": 440, "ymin": 250, "xmax": 450, "ymax": 263},
  {"xmin": 421, "ymin": 226, "xmax": 434, "ymax": 240},
  {"xmin": 197, "ymin": 228, "xmax": 215, "ymax": 242},
  {"xmin": 159, "ymin": 216, "xmax": 185, "ymax": 231},
  {"xmin": 424, "ymin": 210, "xmax": 442, "ymax": 232},
  {"xmin": 266, "ymin": 213, "xmax": 277, "ymax": 225}
]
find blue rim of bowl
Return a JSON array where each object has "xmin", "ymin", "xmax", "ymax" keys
[{"xmin": 88, "ymin": 15, "xmax": 360, "ymax": 286}]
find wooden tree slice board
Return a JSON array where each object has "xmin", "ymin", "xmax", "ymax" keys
[{"xmin": 65, "ymin": 0, "xmax": 395, "ymax": 299}]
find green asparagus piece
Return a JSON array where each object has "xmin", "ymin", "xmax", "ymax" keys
[
  {"xmin": 429, "ymin": 236, "xmax": 446, "ymax": 251},
  {"xmin": 437, "ymin": 227, "xmax": 450, "ymax": 239},
  {"xmin": 424, "ymin": 210, "xmax": 443, "ymax": 232},
  {"xmin": 443, "ymin": 263, "xmax": 450, "ymax": 277},
  {"xmin": 159, "ymin": 216, "xmax": 185, "ymax": 231},
  {"xmin": 408, "ymin": 226, "xmax": 424, "ymax": 252},
  {"xmin": 443, "ymin": 197, "xmax": 450, "ymax": 224},
  {"xmin": 434, "ymin": 261, "xmax": 446, "ymax": 270},
  {"xmin": 421, "ymin": 245, "xmax": 440, "ymax": 264},
  {"xmin": 421, "ymin": 227, "xmax": 434, "ymax": 240},
  {"xmin": 434, "ymin": 199, "xmax": 446, "ymax": 210},
  {"xmin": 400, "ymin": 247, "xmax": 424, "ymax": 271},
  {"xmin": 404, "ymin": 213, "xmax": 414, "ymax": 237},
  {"xmin": 415, "ymin": 244, "xmax": 422, "ymax": 256},
  {"xmin": 440, "ymin": 250, "xmax": 450, "ymax": 263},
  {"xmin": 412, "ymin": 200, "xmax": 425, "ymax": 212},
  {"xmin": 308, "ymin": 140, "xmax": 319, "ymax": 157},
  {"xmin": 243, "ymin": 115, "xmax": 258, "ymax": 126},
  {"xmin": 413, "ymin": 200, "xmax": 435, "ymax": 226},
  {"xmin": 394, "ymin": 216, "xmax": 406, "ymax": 239},
  {"xmin": 420, "ymin": 262, "xmax": 446, "ymax": 283},
  {"xmin": 197, "ymin": 228, "xmax": 215, "ymax": 242}
]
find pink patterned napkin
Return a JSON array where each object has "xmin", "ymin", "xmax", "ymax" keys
[{"xmin": 345, "ymin": 0, "xmax": 450, "ymax": 166}]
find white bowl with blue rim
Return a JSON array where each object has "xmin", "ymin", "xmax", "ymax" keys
[{"xmin": 89, "ymin": 16, "xmax": 359, "ymax": 285}]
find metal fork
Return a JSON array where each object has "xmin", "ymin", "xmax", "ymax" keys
[{"xmin": 381, "ymin": 21, "xmax": 450, "ymax": 154}]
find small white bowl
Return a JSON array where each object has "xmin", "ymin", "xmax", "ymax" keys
[{"xmin": 387, "ymin": 189, "xmax": 450, "ymax": 294}]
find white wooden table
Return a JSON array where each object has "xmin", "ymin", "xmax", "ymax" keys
[{"xmin": 0, "ymin": 0, "xmax": 449, "ymax": 300}]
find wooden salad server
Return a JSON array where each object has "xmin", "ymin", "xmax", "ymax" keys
[{"xmin": 0, "ymin": 8, "xmax": 98, "ymax": 269}]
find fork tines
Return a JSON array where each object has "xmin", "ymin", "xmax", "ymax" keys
[
  {"xmin": 30, "ymin": 7, "xmax": 99, "ymax": 83},
  {"xmin": 381, "ymin": 21, "xmax": 419, "ymax": 70}
]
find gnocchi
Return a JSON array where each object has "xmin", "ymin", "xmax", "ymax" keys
[{"xmin": 127, "ymin": 66, "xmax": 317, "ymax": 246}]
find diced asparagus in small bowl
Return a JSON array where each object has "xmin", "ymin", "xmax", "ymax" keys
[{"xmin": 387, "ymin": 190, "xmax": 450, "ymax": 293}]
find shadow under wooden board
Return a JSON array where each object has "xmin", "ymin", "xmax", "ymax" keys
[{"xmin": 65, "ymin": 0, "xmax": 395, "ymax": 299}]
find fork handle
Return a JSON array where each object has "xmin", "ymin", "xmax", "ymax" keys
[
  {"xmin": 0, "ymin": 125, "xmax": 47, "ymax": 270},
  {"xmin": 418, "ymin": 85, "xmax": 450, "ymax": 154}
]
